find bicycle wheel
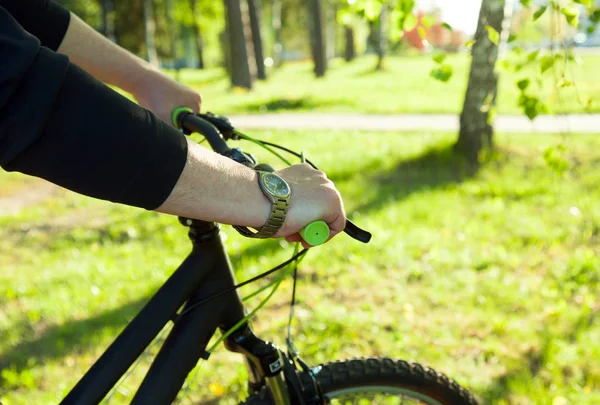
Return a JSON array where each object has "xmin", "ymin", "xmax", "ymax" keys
[{"xmin": 240, "ymin": 358, "xmax": 479, "ymax": 405}]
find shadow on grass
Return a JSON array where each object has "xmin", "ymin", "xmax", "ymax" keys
[
  {"xmin": 0, "ymin": 295, "xmax": 150, "ymax": 383},
  {"xmin": 479, "ymin": 339, "xmax": 548, "ymax": 403},
  {"xmin": 346, "ymin": 143, "xmax": 477, "ymax": 216},
  {"xmin": 240, "ymin": 96, "xmax": 352, "ymax": 113}
]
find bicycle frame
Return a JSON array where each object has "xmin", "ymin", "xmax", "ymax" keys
[{"xmin": 60, "ymin": 218, "xmax": 295, "ymax": 405}]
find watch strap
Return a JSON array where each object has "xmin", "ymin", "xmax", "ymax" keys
[{"xmin": 233, "ymin": 193, "xmax": 290, "ymax": 239}]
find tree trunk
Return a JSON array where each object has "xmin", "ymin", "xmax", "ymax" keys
[
  {"xmin": 326, "ymin": 3, "xmax": 337, "ymax": 60},
  {"xmin": 247, "ymin": 0, "xmax": 267, "ymax": 80},
  {"xmin": 374, "ymin": 6, "xmax": 388, "ymax": 70},
  {"xmin": 272, "ymin": 0, "xmax": 283, "ymax": 68},
  {"xmin": 164, "ymin": 0, "xmax": 177, "ymax": 64},
  {"xmin": 98, "ymin": 0, "xmax": 116, "ymax": 42},
  {"xmin": 189, "ymin": 0, "xmax": 205, "ymax": 69},
  {"xmin": 241, "ymin": 0, "xmax": 257, "ymax": 80},
  {"xmin": 308, "ymin": 0, "xmax": 327, "ymax": 77},
  {"xmin": 143, "ymin": 0, "xmax": 160, "ymax": 66},
  {"xmin": 344, "ymin": 25, "xmax": 355, "ymax": 62},
  {"xmin": 456, "ymin": 0, "xmax": 506, "ymax": 164},
  {"xmin": 223, "ymin": 0, "xmax": 253, "ymax": 89}
]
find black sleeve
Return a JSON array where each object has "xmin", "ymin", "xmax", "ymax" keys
[
  {"xmin": 0, "ymin": 0, "xmax": 70, "ymax": 51},
  {"xmin": 0, "ymin": 7, "xmax": 188, "ymax": 210}
]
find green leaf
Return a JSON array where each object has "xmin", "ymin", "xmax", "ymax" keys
[
  {"xmin": 422, "ymin": 15, "xmax": 436, "ymax": 28},
  {"xmin": 540, "ymin": 55, "xmax": 555, "ymax": 73},
  {"xmin": 464, "ymin": 39, "xmax": 476, "ymax": 49},
  {"xmin": 403, "ymin": 14, "xmax": 418, "ymax": 31},
  {"xmin": 430, "ymin": 64, "xmax": 453, "ymax": 82},
  {"xmin": 517, "ymin": 78, "xmax": 531, "ymax": 91},
  {"xmin": 485, "ymin": 25, "xmax": 500, "ymax": 45},
  {"xmin": 433, "ymin": 52, "xmax": 446, "ymax": 64},
  {"xmin": 561, "ymin": 6, "xmax": 580, "ymax": 27},
  {"xmin": 507, "ymin": 33, "xmax": 518, "ymax": 43},
  {"xmin": 544, "ymin": 145, "xmax": 569, "ymax": 174},
  {"xmin": 417, "ymin": 26, "xmax": 427, "ymax": 39},
  {"xmin": 441, "ymin": 22, "xmax": 453, "ymax": 31},
  {"xmin": 363, "ymin": 0, "xmax": 382, "ymax": 21},
  {"xmin": 337, "ymin": 9, "xmax": 353, "ymax": 25},
  {"xmin": 520, "ymin": 0, "xmax": 533, "ymax": 7},
  {"xmin": 527, "ymin": 49, "xmax": 540, "ymax": 63},
  {"xmin": 558, "ymin": 76, "xmax": 573, "ymax": 88},
  {"xmin": 533, "ymin": 5, "xmax": 548, "ymax": 21}
]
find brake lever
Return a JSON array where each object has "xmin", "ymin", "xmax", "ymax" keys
[{"xmin": 344, "ymin": 220, "xmax": 372, "ymax": 244}]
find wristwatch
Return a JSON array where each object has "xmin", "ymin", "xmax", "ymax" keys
[{"xmin": 234, "ymin": 171, "xmax": 291, "ymax": 239}]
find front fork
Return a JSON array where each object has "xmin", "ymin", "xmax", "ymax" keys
[{"xmin": 224, "ymin": 324, "xmax": 324, "ymax": 405}]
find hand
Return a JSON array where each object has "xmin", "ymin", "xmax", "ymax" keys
[
  {"xmin": 131, "ymin": 68, "xmax": 202, "ymax": 125},
  {"xmin": 273, "ymin": 164, "xmax": 346, "ymax": 248}
]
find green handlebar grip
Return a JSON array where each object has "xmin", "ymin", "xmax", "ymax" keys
[
  {"xmin": 172, "ymin": 107, "xmax": 194, "ymax": 127},
  {"xmin": 299, "ymin": 220, "xmax": 330, "ymax": 246}
]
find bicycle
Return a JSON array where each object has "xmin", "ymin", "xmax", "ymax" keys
[{"xmin": 57, "ymin": 110, "xmax": 480, "ymax": 405}]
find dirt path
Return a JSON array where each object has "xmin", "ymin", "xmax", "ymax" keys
[
  {"xmin": 0, "ymin": 180, "xmax": 61, "ymax": 216},
  {"xmin": 227, "ymin": 113, "xmax": 600, "ymax": 133}
]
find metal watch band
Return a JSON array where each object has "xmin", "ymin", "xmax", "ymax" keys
[{"xmin": 233, "ymin": 198, "xmax": 289, "ymax": 239}]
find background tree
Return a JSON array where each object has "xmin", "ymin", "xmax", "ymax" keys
[
  {"xmin": 223, "ymin": 0, "xmax": 253, "ymax": 88},
  {"xmin": 308, "ymin": 0, "xmax": 327, "ymax": 77},
  {"xmin": 98, "ymin": 0, "xmax": 116, "ymax": 42},
  {"xmin": 189, "ymin": 0, "xmax": 206, "ymax": 68},
  {"xmin": 455, "ymin": 0, "xmax": 507, "ymax": 164},
  {"xmin": 271, "ymin": 0, "xmax": 284, "ymax": 67},
  {"xmin": 143, "ymin": 0, "xmax": 160, "ymax": 66},
  {"xmin": 247, "ymin": 0, "xmax": 267, "ymax": 79}
]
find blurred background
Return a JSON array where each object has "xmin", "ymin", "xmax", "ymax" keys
[{"xmin": 1, "ymin": 0, "xmax": 600, "ymax": 404}]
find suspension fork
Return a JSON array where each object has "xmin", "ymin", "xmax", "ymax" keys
[{"xmin": 225, "ymin": 324, "xmax": 298, "ymax": 405}]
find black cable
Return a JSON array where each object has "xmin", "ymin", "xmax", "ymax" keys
[
  {"xmin": 255, "ymin": 140, "xmax": 320, "ymax": 170},
  {"xmin": 176, "ymin": 248, "xmax": 308, "ymax": 320}
]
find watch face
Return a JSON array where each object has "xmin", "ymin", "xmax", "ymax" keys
[{"xmin": 262, "ymin": 173, "xmax": 290, "ymax": 197}]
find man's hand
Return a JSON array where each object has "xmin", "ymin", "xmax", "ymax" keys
[
  {"xmin": 274, "ymin": 164, "xmax": 346, "ymax": 247},
  {"xmin": 130, "ymin": 69, "xmax": 202, "ymax": 125}
]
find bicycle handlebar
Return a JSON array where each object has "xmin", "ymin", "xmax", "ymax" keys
[{"xmin": 173, "ymin": 109, "xmax": 372, "ymax": 245}]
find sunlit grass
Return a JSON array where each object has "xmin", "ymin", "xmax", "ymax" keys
[
  {"xmin": 1, "ymin": 131, "xmax": 599, "ymax": 404},
  {"xmin": 162, "ymin": 53, "xmax": 600, "ymax": 115}
]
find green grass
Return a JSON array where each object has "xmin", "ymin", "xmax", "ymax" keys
[
  {"xmin": 164, "ymin": 53, "xmax": 600, "ymax": 115},
  {"xmin": 1, "ymin": 131, "xmax": 600, "ymax": 404}
]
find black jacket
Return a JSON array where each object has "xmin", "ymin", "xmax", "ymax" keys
[{"xmin": 0, "ymin": 1, "xmax": 187, "ymax": 209}]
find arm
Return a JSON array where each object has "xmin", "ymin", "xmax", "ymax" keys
[
  {"xmin": 56, "ymin": 13, "xmax": 201, "ymax": 123},
  {"xmin": 0, "ymin": 7, "xmax": 345, "ymax": 243},
  {"xmin": 0, "ymin": 0, "xmax": 200, "ymax": 124}
]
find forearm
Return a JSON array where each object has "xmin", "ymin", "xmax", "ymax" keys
[
  {"xmin": 157, "ymin": 138, "xmax": 271, "ymax": 228},
  {"xmin": 57, "ymin": 12, "xmax": 155, "ymax": 95}
]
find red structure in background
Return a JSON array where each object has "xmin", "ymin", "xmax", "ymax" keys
[{"xmin": 403, "ymin": 10, "xmax": 467, "ymax": 51}]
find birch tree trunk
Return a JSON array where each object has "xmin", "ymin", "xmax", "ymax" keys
[
  {"xmin": 143, "ymin": 0, "xmax": 159, "ymax": 66},
  {"xmin": 455, "ymin": 0, "xmax": 506, "ymax": 164},
  {"xmin": 272, "ymin": 0, "xmax": 283, "ymax": 68},
  {"xmin": 164, "ymin": 0, "xmax": 177, "ymax": 64}
]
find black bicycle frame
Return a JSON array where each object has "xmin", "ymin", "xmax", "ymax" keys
[
  {"xmin": 60, "ymin": 218, "xmax": 292, "ymax": 405},
  {"xmin": 60, "ymin": 111, "xmax": 365, "ymax": 405}
]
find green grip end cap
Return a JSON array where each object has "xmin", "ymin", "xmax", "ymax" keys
[
  {"xmin": 299, "ymin": 220, "xmax": 330, "ymax": 246},
  {"xmin": 172, "ymin": 107, "xmax": 193, "ymax": 127}
]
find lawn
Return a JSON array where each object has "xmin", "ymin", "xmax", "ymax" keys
[
  {"xmin": 1, "ymin": 130, "xmax": 599, "ymax": 404},
  {"xmin": 165, "ymin": 53, "xmax": 600, "ymax": 115}
]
